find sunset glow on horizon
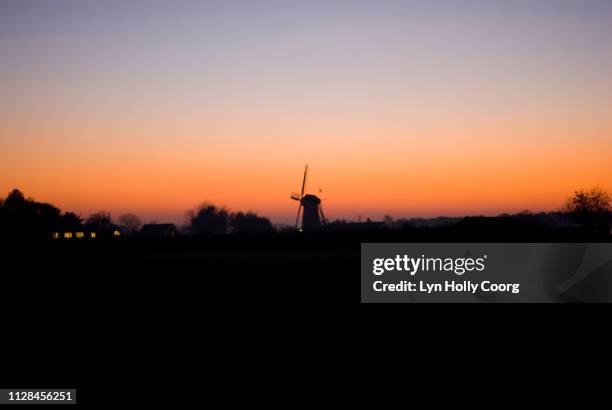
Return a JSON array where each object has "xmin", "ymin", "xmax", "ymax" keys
[{"xmin": 1, "ymin": 1, "xmax": 611, "ymax": 224}]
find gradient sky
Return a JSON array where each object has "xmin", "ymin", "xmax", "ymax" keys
[{"xmin": 1, "ymin": 0, "xmax": 611, "ymax": 224}]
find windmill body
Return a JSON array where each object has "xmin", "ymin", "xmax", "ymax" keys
[
  {"xmin": 300, "ymin": 194, "xmax": 322, "ymax": 231},
  {"xmin": 290, "ymin": 165, "xmax": 326, "ymax": 231}
]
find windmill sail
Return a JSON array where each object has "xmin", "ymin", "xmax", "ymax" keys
[
  {"xmin": 300, "ymin": 165, "xmax": 308, "ymax": 198},
  {"xmin": 290, "ymin": 164, "xmax": 324, "ymax": 231}
]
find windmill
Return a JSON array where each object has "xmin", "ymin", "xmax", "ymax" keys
[{"xmin": 290, "ymin": 165, "xmax": 326, "ymax": 231}]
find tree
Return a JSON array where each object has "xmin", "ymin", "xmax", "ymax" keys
[
  {"xmin": 188, "ymin": 204, "xmax": 228, "ymax": 234},
  {"xmin": 230, "ymin": 211, "xmax": 273, "ymax": 233},
  {"xmin": 0, "ymin": 189, "xmax": 65, "ymax": 237},
  {"xmin": 565, "ymin": 187, "xmax": 611, "ymax": 233},
  {"xmin": 35, "ymin": 202, "xmax": 62, "ymax": 232},
  {"xmin": 4, "ymin": 189, "xmax": 26, "ymax": 210},
  {"xmin": 85, "ymin": 211, "xmax": 113, "ymax": 232},
  {"xmin": 62, "ymin": 212, "xmax": 83, "ymax": 231},
  {"xmin": 118, "ymin": 213, "xmax": 142, "ymax": 235}
]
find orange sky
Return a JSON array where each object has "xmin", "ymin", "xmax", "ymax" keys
[{"xmin": 1, "ymin": 2, "xmax": 611, "ymax": 224}]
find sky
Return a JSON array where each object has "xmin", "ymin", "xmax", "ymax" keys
[{"xmin": 1, "ymin": 0, "xmax": 611, "ymax": 224}]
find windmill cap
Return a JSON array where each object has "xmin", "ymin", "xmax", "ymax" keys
[{"xmin": 301, "ymin": 194, "xmax": 321, "ymax": 204}]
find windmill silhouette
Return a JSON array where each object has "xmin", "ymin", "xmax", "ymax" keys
[{"xmin": 290, "ymin": 165, "xmax": 326, "ymax": 231}]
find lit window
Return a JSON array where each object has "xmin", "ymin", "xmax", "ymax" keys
[
  {"xmin": 64, "ymin": 232, "xmax": 73, "ymax": 239},
  {"xmin": 52, "ymin": 232, "xmax": 60, "ymax": 239},
  {"xmin": 113, "ymin": 230, "xmax": 121, "ymax": 237},
  {"xmin": 76, "ymin": 232, "xmax": 84, "ymax": 239},
  {"xmin": 90, "ymin": 232, "xmax": 96, "ymax": 239}
]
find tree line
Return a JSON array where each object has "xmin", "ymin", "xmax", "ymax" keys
[
  {"xmin": 0, "ymin": 187, "xmax": 609, "ymax": 239},
  {"xmin": 186, "ymin": 203, "xmax": 273, "ymax": 234},
  {"xmin": 0, "ymin": 189, "xmax": 273, "ymax": 238}
]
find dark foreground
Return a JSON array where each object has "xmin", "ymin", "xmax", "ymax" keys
[
  {"xmin": 2, "ymin": 227, "xmax": 610, "ymax": 403},
  {"xmin": 6, "ymin": 226, "xmax": 610, "ymax": 302},
  {"xmin": 4, "ymin": 225, "xmax": 611, "ymax": 311}
]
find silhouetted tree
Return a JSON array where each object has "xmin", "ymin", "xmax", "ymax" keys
[
  {"xmin": 62, "ymin": 212, "xmax": 83, "ymax": 231},
  {"xmin": 188, "ymin": 204, "xmax": 228, "ymax": 234},
  {"xmin": 85, "ymin": 211, "xmax": 113, "ymax": 232},
  {"xmin": 4, "ymin": 189, "xmax": 26, "ymax": 210},
  {"xmin": 565, "ymin": 187, "xmax": 611, "ymax": 233},
  {"xmin": 0, "ymin": 189, "xmax": 64, "ymax": 238},
  {"xmin": 2, "ymin": 189, "xmax": 30, "ymax": 235},
  {"xmin": 230, "ymin": 211, "xmax": 273, "ymax": 233},
  {"xmin": 118, "ymin": 213, "xmax": 142, "ymax": 235},
  {"xmin": 36, "ymin": 202, "xmax": 62, "ymax": 233}
]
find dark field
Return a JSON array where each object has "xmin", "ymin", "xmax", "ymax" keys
[
  {"xmin": 2, "ymin": 226, "xmax": 610, "ymax": 400},
  {"xmin": 5, "ymin": 225, "xmax": 610, "ymax": 306}
]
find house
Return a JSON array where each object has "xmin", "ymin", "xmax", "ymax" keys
[
  {"xmin": 139, "ymin": 223, "xmax": 179, "ymax": 237},
  {"xmin": 52, "ymin": 231, "xmax": 97, "ymax": 240}
]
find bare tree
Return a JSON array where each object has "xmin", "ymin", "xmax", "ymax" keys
[
  {"xmin": 85, "ymin": 211, "xmax": 113, "ymax": 232},
  {"xmin": 565, "ymin": 187, "xmax": 611, "ymax": 233},
  {"xmin": 118, "ymin": 213, "xmax": 142, "ymax": 236}
]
